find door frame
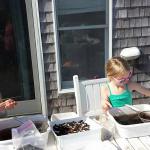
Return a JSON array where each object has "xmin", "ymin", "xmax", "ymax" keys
[{"xmin": 7, "ymin": 0, "xmax": 47, "ymax": 117}]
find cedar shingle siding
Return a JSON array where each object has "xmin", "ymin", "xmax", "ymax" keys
[
  {"xmin": 113, "ymin": 0, "xmax": 150, "ymax": 104},
  {"xmin": 38, "ymin": 0, "xmax": 76, "ymax": 116},
  {"xmin": 38, "ymin": 0, "xmax": 150, "ymax": 116}
]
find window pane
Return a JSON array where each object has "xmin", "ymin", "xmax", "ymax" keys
[
  {"xmin": 58, "ymin": 11, "xmax": 105, "ymax": 27},
  {"xmin": 60, "ymin": 29, "xmax": 105, "ymax": 83},
  {"xmin": 0, "ymin": 0, "xmax": 35, "ymax": 100},
  {"xmin": 57, "ymin": 0, "xmax": 106, "ymax": 27}
]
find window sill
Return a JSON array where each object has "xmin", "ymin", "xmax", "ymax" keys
[{"xmin": 58, "ymin": 88, "xmax": 75, "ymax": 94}]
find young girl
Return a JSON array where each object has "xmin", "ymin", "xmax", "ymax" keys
[{"xmin": 102, "ymin": 57, "xmax": 150, "ymax": 112}]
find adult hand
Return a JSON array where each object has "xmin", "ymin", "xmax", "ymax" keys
[{"xmin": 5, "ymin": 99, "xmax": 17, "ymax": 109}]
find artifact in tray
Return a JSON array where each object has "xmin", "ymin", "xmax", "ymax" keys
[{"xmin": 53, "ymin": 120, "xmax": 90, "ymax": 136}]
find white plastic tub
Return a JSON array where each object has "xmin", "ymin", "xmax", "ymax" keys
[
  {"xmin": 0, "ymin": 114, "xmax": 50, "ymax": 149},
  {"xmin": 50, "ymin": 116, "xmax": 102, "ymax": 150},
  {"xmin": 108, "ymin": 104, "xmax": 150, "ymax": 138}
]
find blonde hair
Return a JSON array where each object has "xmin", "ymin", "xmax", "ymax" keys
[{"xmin": 106, "ymin": 57, "xmax": 130, "ymax": 80}]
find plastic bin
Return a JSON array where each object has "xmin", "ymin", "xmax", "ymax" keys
[
  {"xmin": 108, "ymin": 104, "xmax": 150, "ymax": 138},
  {"xmin": 0, "ymin": 114, "xmax": 50, "ymax": 149},
  {"xmin": 50, "ymin": 116, "xmax": 102, "ymax": 150}
]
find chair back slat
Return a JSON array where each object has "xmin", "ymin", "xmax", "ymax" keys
[
  {"xmin": 93, "ymin": 84, "xmax": 101, "ymax": 110},
  {"xmin": 73, "ymin": 75, "xmax": 107, "ymax": 117}
]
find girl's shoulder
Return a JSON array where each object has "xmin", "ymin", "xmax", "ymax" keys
[
  {"xmin": 101, "ymin": 82, "xmax": 110, "ymax": 95},
  {"xmin": 101, "ymin": 82, "xmax": 109, "ymax": 89}
]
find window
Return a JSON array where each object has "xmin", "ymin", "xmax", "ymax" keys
[
  {"xmin": 0, "ymin": 0, "xmax": 47, "ymax": 116},
  {"xmin": 53, "ymin": 0, "xmax": 112, "ymax": 92}
]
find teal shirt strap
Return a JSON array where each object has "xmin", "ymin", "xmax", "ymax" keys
[{"xmin": 125, "ymin": 84, "xmax": 129, "ymax": 91}]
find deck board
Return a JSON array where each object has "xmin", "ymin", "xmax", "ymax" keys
[
  {"xmin": 114, "ymin": 137, "xmax": 134, "ymax": 150},
  {"xmin": 138, "ymin": 136, "xmax": 150, "ymax": 149},
  {"xmin": 127, "ymin": 138, "xmax": 148, "ymax": 150}
]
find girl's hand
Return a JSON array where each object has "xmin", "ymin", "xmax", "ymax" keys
[
  {"xmin": 102, "ymin": 98, "xmax": 112, "ymax": 113},
  {"xmin": 5, "ymin": 99, "xmax": 17, "ymax": 109},
  {"xmin": 101, "ymin": 84, "xmax": 112, "ymax": 113}
]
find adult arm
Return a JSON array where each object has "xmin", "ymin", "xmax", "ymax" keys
[
  {"xmin": 0, "ymin": 99, "xmax": 17, "ymax": 111},
  {"xmin": 129, "ymin": 82, "xmax": 150, "ymax": 97}
]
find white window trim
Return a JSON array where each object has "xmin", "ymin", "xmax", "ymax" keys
[
  {"xmin": 52, "ymin": 0, "xmax": 63, "ymax": 93},
  {"xmin": 52, "ymin": 0, "xmax": 112, "ymax": 94},
  {"xmin": 108, "ymin": 0, "xmax": 112, "ymax": 59},
  {"xmin": 31, "ymin": 0, "xmax": 48, "ymax": 116},
  {"xmin": 7, "ymin": 0, "xmax": 48, "ymax": 117}
]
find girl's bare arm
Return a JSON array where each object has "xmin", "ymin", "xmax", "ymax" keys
[{"xmin": 101, "ymin": 85, "xmax": 112, "ymax": 112}]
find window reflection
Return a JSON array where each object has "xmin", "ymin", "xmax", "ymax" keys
[
  {"xmin": 60, "ymin": 29, "xmax": 105, "ymax": 82},
  {"xmin": 59, "ymin": 11, "xmax": 105, "ymax": 27},
  {"xmin": 56, "ymin": 0, "xmax": 107, "ymax": 89}
]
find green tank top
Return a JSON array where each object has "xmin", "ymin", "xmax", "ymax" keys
[{"xmin": 107, "ymin": 83, "xmax": 132, "ymax": 107}]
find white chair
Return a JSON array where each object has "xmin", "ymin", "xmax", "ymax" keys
[
  {"xmin": 51, "ymin": 75, "xmax": 107, "ymax": 121},
  {"xmin": 51, "ymin": 75, "xmax": 113, "ymax": 141},
  {"xmin": 73, "ymin": 75, "xmax": 107, "ymax": 117}
]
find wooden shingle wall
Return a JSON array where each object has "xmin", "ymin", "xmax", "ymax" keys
[
  {"xmin": 113, "ymin": 0, "xmax": 150, "ymax": 104},
  {"xmin": 38, "ymin": 0, "xmax": 76, "ymax": 116},
  {"xmin": 37, "ymin": 0, "xmax": 150, "ymax": 116}
]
